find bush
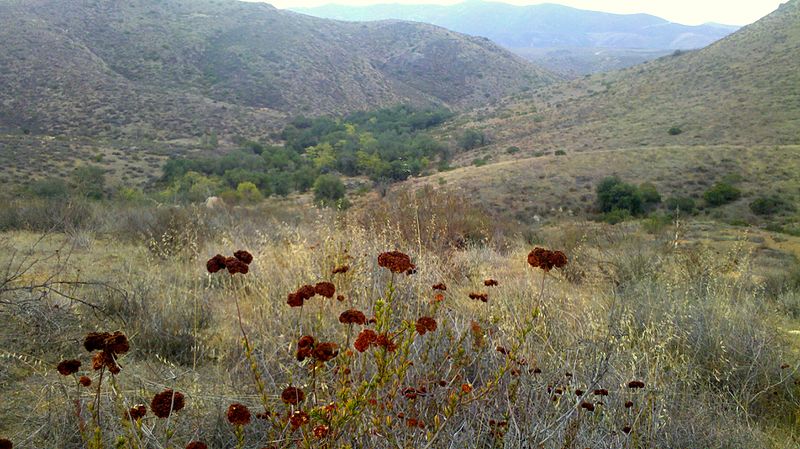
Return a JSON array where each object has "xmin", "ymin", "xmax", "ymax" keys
[
  {"xmin": 639, "ymin": 182, "xmax": 662, "ymax": 206},
  {"xmin": 313, "ymin": 174, "xmax": 346, "ymax": 207},
  {"xmin": 457, "ymin": 129, "xmax": 488, "ymax": 150},
  {"xmin": 71, "ymin": 165, "xmax": 106, "ymax": 200},
  {"xmin": 29, "ymin": 177, "xmax": 69, "ymax": 198},
  {"xmin": 601, "ymin": 208, "xmax": 632, "ymax": 224},
  {"xmin": 704, "ymin": 182, "xmax": 741, "ymax": 207},
  {"xmin": 665, "ymin": 196, "xmax": 697, "ymax": 215},
  {"xmin": 596, "ymin": 176, "xmax": 644, "ymax": 215},
  {"xmin": 554, "ymin": 149, "xmax": 566, "ymax": 156},
  {"xmin": 668, "ymin": 126, "xmax": 683, "ymax": 135},
  {"xmin": 749, "ymin": 195, "xmax": 794, "ymax": 215}
]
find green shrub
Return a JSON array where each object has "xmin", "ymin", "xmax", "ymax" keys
[
  {"xmin": 601, "ymin": 208, "xmax": 632, "ymax": 224},
  {"xmin": 704, "ymin": 182, "xmax": 741, "ymax": 206},
  {"xmin": 596, "ymin": 176, "xmax": 644, "ymax": 215},
  {"xmin": 639, "ymin": 182, "xmax": 662, "ymax": 206},
  {"xmin": 749, "ymin": 195, "xmax": 794, "ymax": 215},
  {"xmin": 313, "ymin": 174, "xmax": 346, "ymax": 207},
  {"xmin": 29, "ymin": 177, "xmax": 69, "ymax": 198},
  {"xmin": 71, "ymin": 165, "xmax": 106, "ymax": 200},
  {"xmin": 458, "ymin": 129, "xmax": 488, "ymax": 150},
  {"xmin": 554, "ymin": 149, "xmax": 566, "ymax": 156},
  {"xmin": 668, "ymin": 126, "xmax": 683, "ymax": 135},
  {"xmin": 665, "ymin": 196, "xmax": 697, "ymax": 214},
  {"xmin": 505, "ymin": 146, "xmax": 520, "ymax": 154}
]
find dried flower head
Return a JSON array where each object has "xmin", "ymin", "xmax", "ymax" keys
[
  {"xmin": 92, "ymin": 351, "xmax": 120, "ymax": 374},
  {"xmin": 627, "ymin": 380, "xmax": 645, "ymax": 389},
  {"xmin": 57, "ymin": 359, "xmax": 81, "ymax": 376},
  {"xmin": 84, "ymin": 332, "xmax": 111, "ymax": 352},
  {"xmin": 126, "ymin": 404, "xmax": 147, "ymax": 421},
  {"xmin": 354, "ymin": 329, "xmax": 378, "ymax": 352},
  {"xmin": 461, "ymin": 383, "xmax": 473, "ymax": 394},
  {"xmin": 432, "ymin": 283, "xmax": 447, "ymax": 291},
  {"xmin": 288, "ymin": 285, "xmax": 316, "ymax": 307},
  {"xmin": 313, "ymin": 342, "xmax": 339, "ymax": 362},
  {"xmin": 290, "ymin": 410, "xmax": 310, "ymax": 430},
  {"xmin": 233, "ymin": 250, "xmax": 254, "ymax": 265},
  {"xmin": 580, "ymin": 401, "xmax": 595, "ymax": 412},
  {"xmin": 225, "ymin": 257, "xmax": 249, "ymax": 275},
  {"xmin": 185, "ymin": 442, "xmax": 208, "ymax": 449},
  {"xmin": 593, "ymin": 389, "xmax": 609, "ymax": 396},
  {"xmin": 206, "ymin": 254, "xmax": 227, "ymax": 273},
  {"xmin": 0, "ymin": 439, "xmax": 11, "ymax": 449},
  {"xmin": 377, "ymin": 251, "xmax": 415, "ymax": 274},
  {"xmin": 281, "ymin": 386, "xmax": 305, "ymax": 405},
  {"xmin": 339, "ymin": 309, "xmax": 367, "ymax": 325},
  {"xmin": 227, "ymin": 403, "xmax": 252, "ymax": 426},
  {"xmin": 433, "ymin": 293, "xmax": 445, "ymax": 303},
  {"xmin": 297, "ymin": 335, "xmax": 315, "ymax": 361},
  {"xmin": 527, "ymin": 248, "xmax": 568, "ymax": 271},
  {"xmin": 484, "ymin": 279, "xmax": 499, "ymax": 287},
  {"xmin": 336, "ymin": 294, "xmax": 345, "ymax": 302},
  {"xmin": 313, "ymin": 424, "xmax": 330, "ymax": 438},
  {"xmin": 622, "ymin": 426, "xmax": 632, "ymax": 435},
  {"xmin": 376, "ymin": 333, "xmax": 397, "ymax": 352},
  {"xmin": 151, "ymin": 389, "xmax": 185, "ymax": 418},
  {"xmin": 624, "ymin": 400, "xmax": 634, "ymax": 408},
  {"xmin": 314, "ymin": 281, "xmax": 336, "ymax": 298},
  {"xmin": 332, "ymin": 265, "xmax": 349, "ymax": 275},
  {"xmin": 469, "ymin": 292, "xmax": 489, "ymax": 302},
  {"xmin": 105, "ymin": 331, "xmax": 130, "ymax": 355},
  {"xmin": 79, "ymin": 376, "xmax": 92, "ymax": 387},
  {"xmin": 415, "ymin": 317, "xmax": 437, "ymax": 335}
]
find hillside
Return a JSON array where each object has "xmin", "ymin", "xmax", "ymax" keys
[
  {"xmin": 0, "ymin": 0, "xmax": 555, "ymax": 140},
  {"xmin": 451, "ymin": 0, "xmax": 800, "ymax": 158},
  {"xmin": 295, "ymin": 1, "xmax": 739, "ymax": 75}
]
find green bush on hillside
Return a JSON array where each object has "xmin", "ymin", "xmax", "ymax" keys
[
  {"xmin": 704, "ymin": 182, "xmax": 741, "ymax": 206},
  {"xmin": 596, "ymin": 176, "xmax": 645, "ymax": 216},
  {"xmin": 750, "ymin": 195, "xmax": 795, "ymax": 215}
]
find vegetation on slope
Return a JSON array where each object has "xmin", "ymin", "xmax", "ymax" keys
[{"xmin": 0, "ymin": 0, "xmax": 555, "ymax": 140}]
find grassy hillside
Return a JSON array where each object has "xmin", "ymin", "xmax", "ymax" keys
[
  {"xmin": 0, "ymin": 0, "xmax": 555, "ymax": 140},
  {"xmin": 454, "ymin": 0, "xmax": 800, "ymax": 154}
]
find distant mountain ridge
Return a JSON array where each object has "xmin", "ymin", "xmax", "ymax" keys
[
  {"xmin": 294, "ymin": 1, "xmax": 740, "ymax": 75},
  {"xmin": 0, "ymin": 0, "xmax": 555, "ymax": 140}
]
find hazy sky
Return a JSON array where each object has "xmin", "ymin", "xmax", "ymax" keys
[{"xmin": 262, "ymin": 0, "xmax": 785, "ymax": 26}]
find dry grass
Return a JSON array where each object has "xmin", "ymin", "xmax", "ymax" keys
[{"xmin": 0, "ymin": 199, "xmax": 798, "ymax": 448}]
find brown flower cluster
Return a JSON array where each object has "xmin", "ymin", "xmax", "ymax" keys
[
  {"xmin": 402, "ymin": 385, "xmax": 428, "ymax": 400},
  {"xmin": 580, "ymin": 401, "xmax": 595, "ymax": 412},
  {"xmin": 295, "ymin": 335, "xmax": 338, "ymax": 362},
  {"xmin": 287, "ymin": 282, "xmax": 336, "ymax": 307},
  {"xmin": 227, "ymin": 403, "xmax": 252, "ymax": 426},
  {"xmin": 627, "ymin": 380, "xmax": 645, "ymax": 389},
  {"xmin": 415, "ymin": 317, "xmax": 437, "ymax": 335},
  {"xmin": 354, "ymin": 329, "xmax": 377, "ymax": 352},
  {"xmin": 84, "ymin": 331, "xmax": 129, "ymax": 374},
  {"xmin": 378, "ymin": 251, "xmax": 416, "ymax": 274},
  {"xmin": 313, "ymin": 424, "xmax": 330, "ymax": 438},
  {"xmin": 57, "ymin": 359, "xmax": 81, "ymax": 376},
  {"xmin": 296, "ymin": 335, "xmax": 315, "ymax": 361},
  {"xmin": 0, "ymin": 439, "xmax": 11, "ymax": 449},
  {"xmin": 126, "ymin": 404, "xmax": 147, "ymax": 421},
  {"xmin": 527, "ymin": 247, "xmax": 568, "ymax": 271},
  {"xmin": 290, "ymin": 410, "xmax": 310, "ymax": 430},
  {"xmin": 484, "ymin": 279, "xmax": 499, "ymax": 287},
  {"xmin": 79, "ymin": 376, "xmax": 92, "ymax": 387},
  {"xmin": 185, "ymin": 442, "xmax": 208, "ymax": 449},
  {"xmin": 339, "ymin": 309, "xmax": 367, "ymax": 325},
  {"xmin": 432, "ymin": 283, "xmax": 447, "ymax": 291},
  {"xmin": 332, "ymin": 265, "xmax": 349, "ymax": 275},
  {"xmin": 469, "ymin": 292, "xmax": 489, "ymax": 302},
  {"xmin": 206, "ymin": 250, "xmax": 253, "ymax": 275},
  {"xmin": 151, "ymin": 389, "xmax": 185, "ymax": 418},
  {"xmin": 281, "ymin": 386, "xmax": 305, "ymax": 405}
]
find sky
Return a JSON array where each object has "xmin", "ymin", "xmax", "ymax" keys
[{"xmin": 261, "ymin": 0, "xmax": 785, "ymax": 26}]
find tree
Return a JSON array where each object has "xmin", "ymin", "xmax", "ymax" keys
[
  {"xmin": 236, "ymin": 182, "xmax": 263, "ymax": 203},
  {"xmin": 313, "ymin": 174, "xmax": 346, "ymax": 207},
  {"xmin": 457, "ymin": 129, "xmax": 488, "ymax": 150},
  {"xmin": 596, "ymin": 176, "xmax": 643, "ymax": 215}
]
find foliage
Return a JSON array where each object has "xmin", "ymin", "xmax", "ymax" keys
[
  {"xmin": 596, "ymin": 176, "xmax": 644, "ymax": 215},
  {"xmin": 313, "ymin": 174, "xmax": 346, "ymax": 207},
  {"xmin": 750, "ymin": 195, "xmax": 795, "ymax": 215},
  {"xmin": 71, "ymin": 165, "xmax": 106, "ymax": 200},
  {"xmin": 457, "ymin": 129, "xmax": 488, "ymax": 150},
  {"xmin": 704, "ymin": 182, "xmax": 741, "ymax": 206},
  {"xmin": 664, "ymin": 196, "xmax": 697, "ymax": 215}
]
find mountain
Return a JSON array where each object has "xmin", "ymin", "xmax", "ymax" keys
[
  {"xmin": 0, "ymin": 0, "xmax": 556, "ymax": 140},
  {"xmin": 411, "ymin": 0, "xmax": 800, "ymax": 221},
  {"xmin": 295, "ymin": 1, "xmax": 739, "ymax": 75},
  {"xmin": 457, "ymin": 0, "xmax": 800, "ymax": 155}
]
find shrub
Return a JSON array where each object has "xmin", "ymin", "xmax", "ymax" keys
[
  {"xmin": 704, "ymin": 182, "xmax": 741, "ymax": 207},
  {"xmin": 664, "ymin": 196, "xmax": 697, "ymax": 214},
  {"xmin": 71, "ymin": 165, "xmax": 106, "ymax": 200},
  {"xmin": 596, "ymin": 176, "xmax": 644, "ymax": 215},
  {"xmin": 29, "ymin": 177, "xmax": 69, "ymax": 198},
  {"xmin": 668, "ymin": 126, "xmax": 683, "ymax": 135},
  {"xmin": 554, "ymin": 149, "xmax": 566, "ymax": 156},
  {"xmin": 313, "ymin": 174, "xmax": 346, "ymax": 207},
  {"xmin": 505, "ymin": 146, "xmax": 520, "ymax": 154},
  {"xmin": 749, "ymin": 195, "xmax": 794, "ymax": 215},
  {"xmin": 639, "ymin": 182, "xmax": 662, "ymax": 206},
  {"xmin": 236, "ymin": 182, "xmax": 263, "ymax": 203},
  {"xmin": 457, "ymin": 129, "xmax": 488, "ymax": 150}
]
